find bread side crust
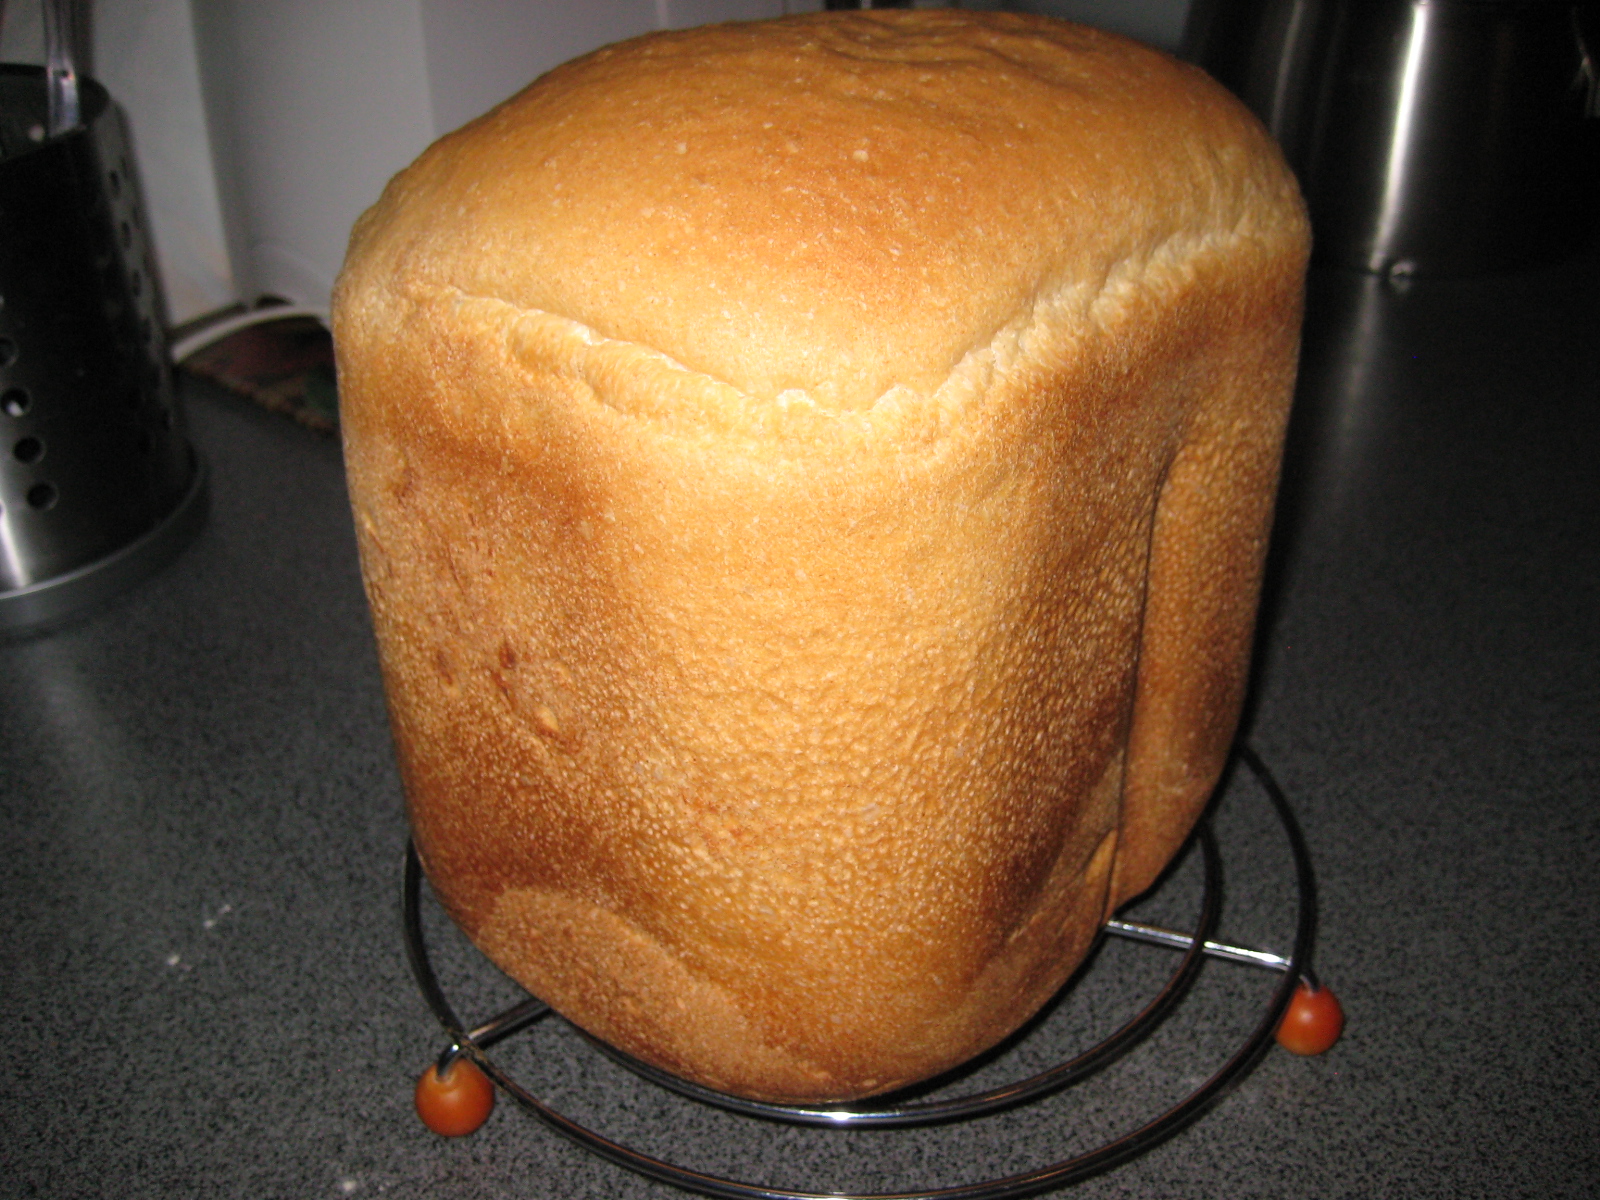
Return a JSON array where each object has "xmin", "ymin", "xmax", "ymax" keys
[{"xmin": 339, "ymin": 238, "xmax": 1301, "ymax": 1102}]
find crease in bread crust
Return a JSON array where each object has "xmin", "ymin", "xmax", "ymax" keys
[{"xmin": 422, "ymin": 219, "xmax": 1247, "ymax": 450}]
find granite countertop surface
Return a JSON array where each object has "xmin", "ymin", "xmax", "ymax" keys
[{"xmin": 2, "ymin": 250, "xmax": 1596, "ymax": 1198}]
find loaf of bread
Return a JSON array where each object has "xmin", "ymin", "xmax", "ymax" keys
[{"xmin": 333, "ymin": 10, "xmax": 1308, "ymax": 1103}]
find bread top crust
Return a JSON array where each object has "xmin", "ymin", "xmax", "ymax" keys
[{"xmin": 336, "ymin": 10, "xmax": 1304, "ymax": 421}]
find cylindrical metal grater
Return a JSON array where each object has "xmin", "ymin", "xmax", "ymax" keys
[{"xmin": 0, "ymin": 58, "xmax": 205, "ymax": 634}]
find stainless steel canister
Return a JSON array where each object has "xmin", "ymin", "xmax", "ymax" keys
[
  {"xmin": 0, "ymin": 64, "xmax": 205, "ymax": 633},
  {"xmin": 1187, "ymin": 0, "xmax": 1600, "ymax": 277}
]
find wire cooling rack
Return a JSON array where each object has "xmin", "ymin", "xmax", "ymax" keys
[{"xmin": 402, "ymin": 744, "xmax": 1318, "ymax": 1198}]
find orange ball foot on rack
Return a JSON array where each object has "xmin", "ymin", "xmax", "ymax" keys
[
  {"xmin": 1275, "ymin": 978, "xmax": 1345, "ymax": 1056},
  {"xmin": 415, "ymin": 1054, "xmax": 496, "ymax": 1136}
]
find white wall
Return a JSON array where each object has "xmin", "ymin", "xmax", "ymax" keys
[{"xmin": 189, "ymin": 0, "xmax": 438, "ymax": 317}]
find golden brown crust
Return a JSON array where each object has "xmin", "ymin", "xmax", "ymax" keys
[{"xmin": 334, "ymin": 10, "xmax": 1307, "ymax": 1102}]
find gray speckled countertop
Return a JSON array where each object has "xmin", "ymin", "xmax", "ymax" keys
[{"xmin": 2, "ymin": 252, "xmax": 1596, "ymax": 1199}]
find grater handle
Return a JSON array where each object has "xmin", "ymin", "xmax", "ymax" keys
[{"xmin": 43, "ymin": 0, "xmax": 80, "ymax": 136}]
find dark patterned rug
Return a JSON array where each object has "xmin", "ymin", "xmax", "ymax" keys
[{"xmin": 179, "ymin": 313, "xmax": 338, "ymax": 434}]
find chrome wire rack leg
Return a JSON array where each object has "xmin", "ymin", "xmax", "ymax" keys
[{"xmin": 400, "ymin": 744, "xmax": 1317, "ymax": 1199}]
